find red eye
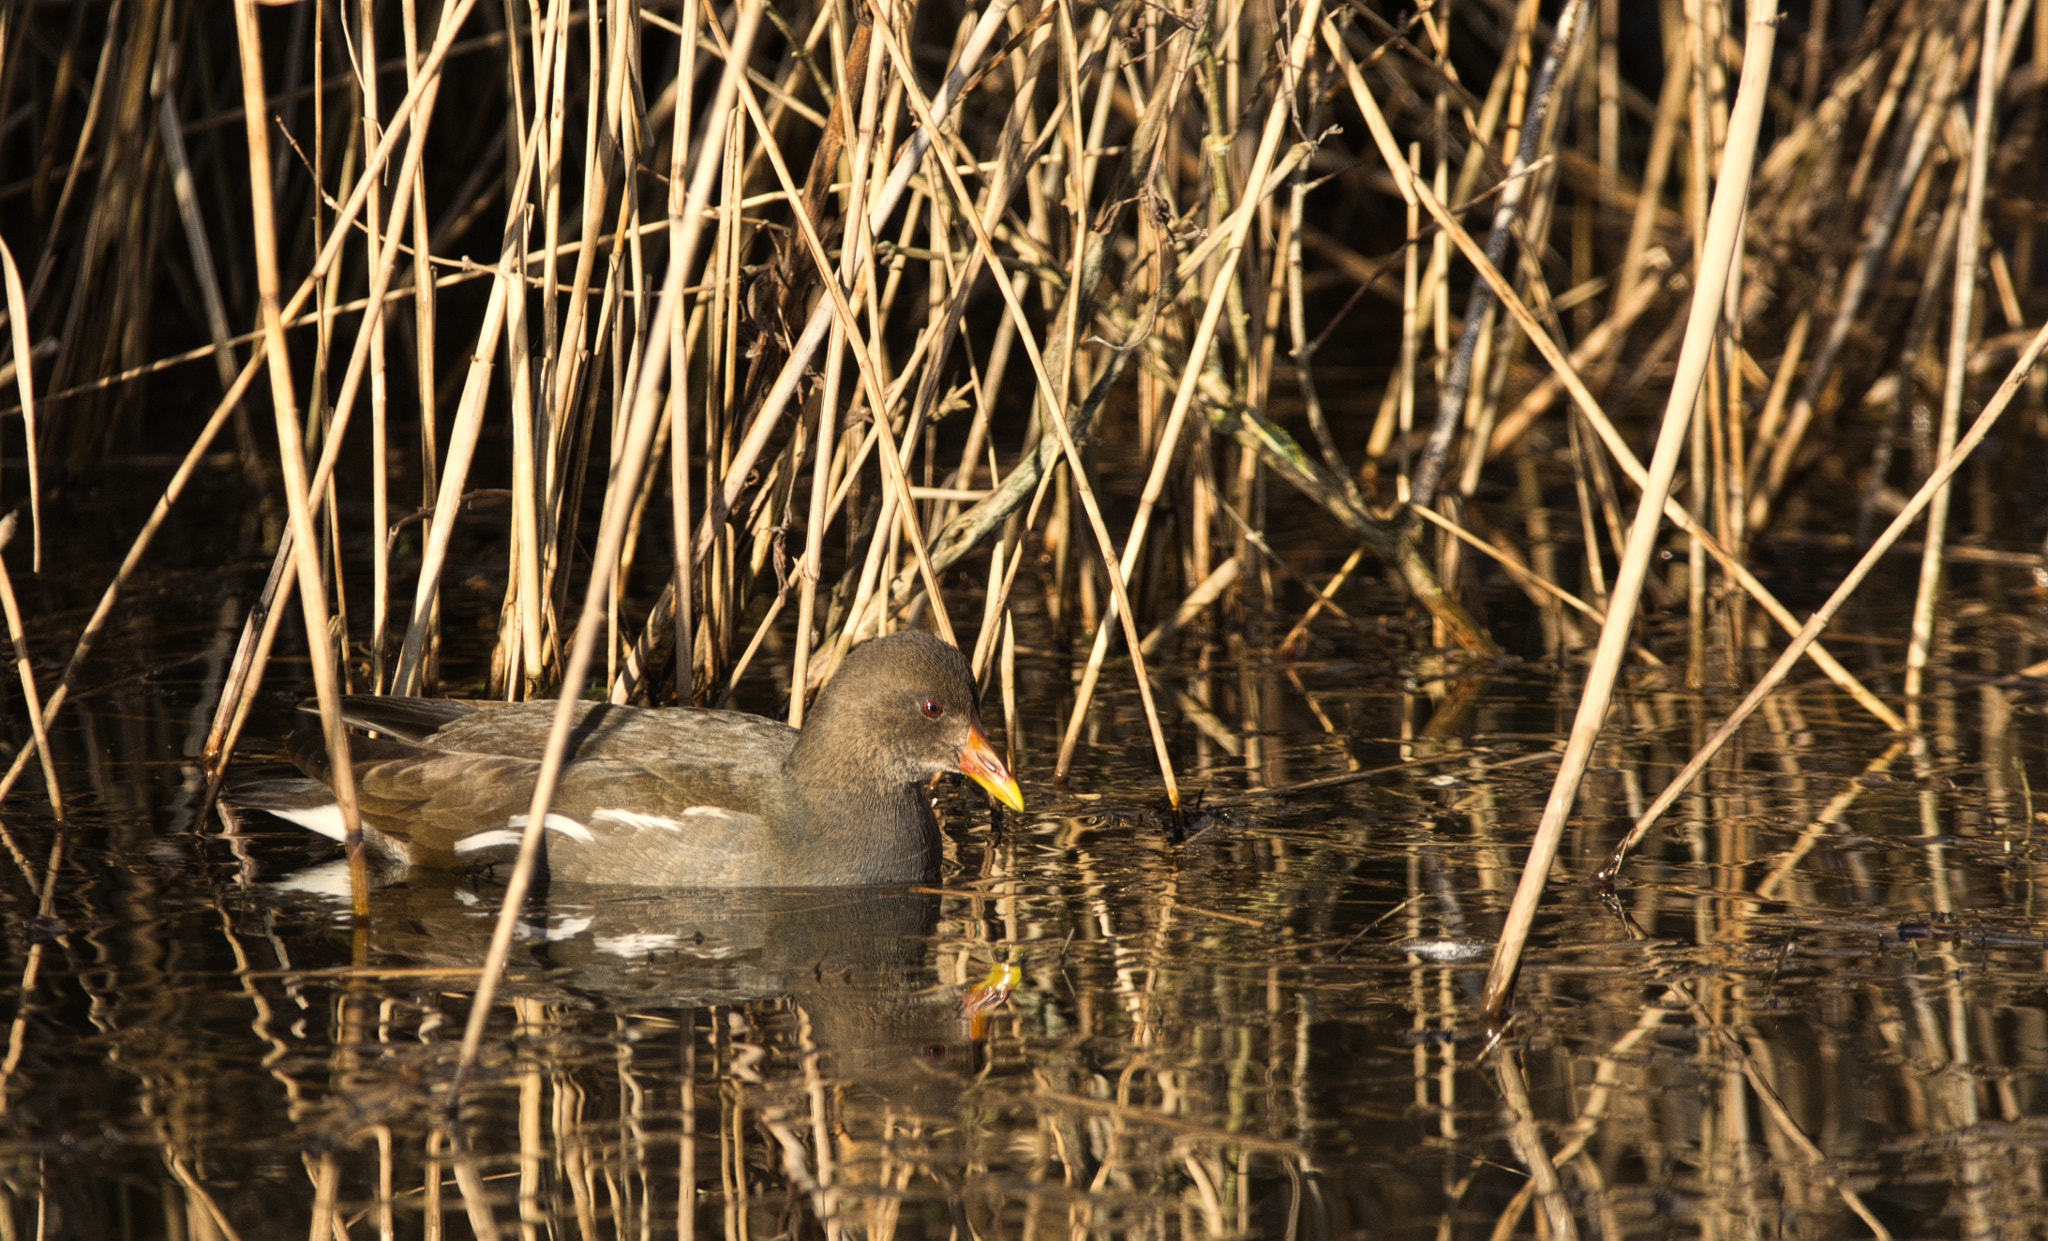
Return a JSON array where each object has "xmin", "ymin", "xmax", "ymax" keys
[{"xmin": 921, "ymin": 698, "xmax": 945, "ymax": 719}]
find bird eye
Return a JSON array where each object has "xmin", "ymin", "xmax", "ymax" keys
[{"xmin": 921, "ymin": 698, "xmax": 945, "ymax": 719}]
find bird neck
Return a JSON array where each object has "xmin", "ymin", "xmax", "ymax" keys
[{"xmin": 782, "ymin": 737, "xmax": 941, "ymax": 884}]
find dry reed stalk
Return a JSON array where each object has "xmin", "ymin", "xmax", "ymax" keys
[
  {"xmin": 1561, "ymin": 415, "xmax": 1610, "ymax": 612},
  {"xmin": 153, "ymin": 57, "xmax": 250, "ymax": 465},
  {"xmin": 503, "ymin": 123, "xmax": 545, "ymax": 698},
  {"xmin": 612, "ymin": 0, "xmax": 1018, "ymax": 702},
  {"xmin": 0, "ymin": 241, "xmax": 37, "ymax": 570},
  {"xmin": 1480, "ymin": 0, "xmax": 1781, "ymax": 1022},
  {"xmin": 1408, "ymin": 504, "xmax": 1615, "ymax": 639},
  {"xmin": 355, "ymin": 0, "xmax": 392, "ymax": 694},
  {"xmin": 1751, "ymin": 26, "xmax": 1965, "ymax": 532},
  {"xmin": 0, "ymin": 514, "xmax": 59, "ymax": 822},
  {"xmin": 1607, "ymin": 313, "xmax": 2048, "ymax": 874},
  {"xmin": 1492, "ymin": 232, "xmax": 1675, "ymax": 454},
  {"xmin": 18, "ymin": 8, "xmax": 118, "ymax": 319},
  {"xmin": 1904, "ymin": 0, "xmax": 2016, "ymax": 714},
  {"xmin": 1409, "ymin": 0, "xmax": 1584, "ymax": 517},
  {"xmin": 668, "ymin": 0, "xmax": 701, "ymax": 707},
  {"xmin": 857, "ymin": 0, "xmax": 1180, "ymax": 799},
  {"xmin": 1054, "ymin": 0, "xmax": 1325, "ymax": 779},
  {"xmin": 8, "ymin": 257, "xmax": 511, "ymax": 411},
  {"xmin": 1377, "ymin": 143, "xmax": 1421, "ymax": 471},
  {"xmin": 231, "ymin": 0, "xmax": 369, "ymax": 915},
  {"xmin": 449, "ymin": 0, "xmax": 763, "ymax": 1095},
  {"xmin": 1147, "ymin": 557, "xmax": 1243, "ymax": 658},
  {"xmin": 312, "ymin": 29, "xmax": 360, "ymax": 700},
  {"xmin": 1335, "ymin": 24, "xmax": 1905, "ymax": 730}
]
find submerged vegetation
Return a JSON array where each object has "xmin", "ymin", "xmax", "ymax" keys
[{"xmin": 1, "ymin": 0, "xmax": 2047, "ymax": 1234}]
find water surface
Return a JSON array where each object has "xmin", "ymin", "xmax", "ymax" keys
[{"xmin": 5, "ymin": 602, "xmax": 2046, "ymax": 1240}]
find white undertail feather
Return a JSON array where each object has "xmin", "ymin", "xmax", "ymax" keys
[{"xmin": 269, "ymin": 802, "xmax": 349, "ymax": 841}]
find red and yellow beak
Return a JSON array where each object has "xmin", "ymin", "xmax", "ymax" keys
[{"xmin": 956, "ymin": 723, "xmax": 1025, "ymax": 811}]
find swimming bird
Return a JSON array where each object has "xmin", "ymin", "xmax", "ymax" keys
[{"xmin": 243, "ymin": 631, "xmax": 1022, "ymax": 886}]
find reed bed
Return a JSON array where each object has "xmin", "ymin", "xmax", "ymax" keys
[
  {"xmin": 1, "ymin": 0, "xmax": 2047, "ymax": 1230},
  {"xmin": 0, "ymin": 0, "xmax": 2040, "ymax": 777}
]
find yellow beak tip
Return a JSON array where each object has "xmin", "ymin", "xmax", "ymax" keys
[
  {"xmin": 960, "ymin": 727, "xmax": 1025, "ymax": 812},
  {"xmin": 979, "ymin": 776, "xmax": 1025, "ymax": 813}
]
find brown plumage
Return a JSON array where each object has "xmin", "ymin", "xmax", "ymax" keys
[{"xmin": 249, "ymin": 632, "xmax": 1023, "ymax": 887}]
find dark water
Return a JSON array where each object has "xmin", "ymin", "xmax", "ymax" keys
[{"xmin": 5, "ymin": 523, "xmax": 2048, "ymax": 1240}]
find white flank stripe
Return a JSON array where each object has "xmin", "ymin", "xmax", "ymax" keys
[
  {"xmin": 505, "ymin": 812, "xmax": 595, "ymax": 843},
  {"xmin": 592, "ymin": 808, "xmax": 686, "ymax": 833},
  {"xmin": 453, "ymin": 829, "xmax": 522, "ymax": 855},
  {"xmin": 456, "ymin": 813, "xmax": 593, "ymax": 854}
]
